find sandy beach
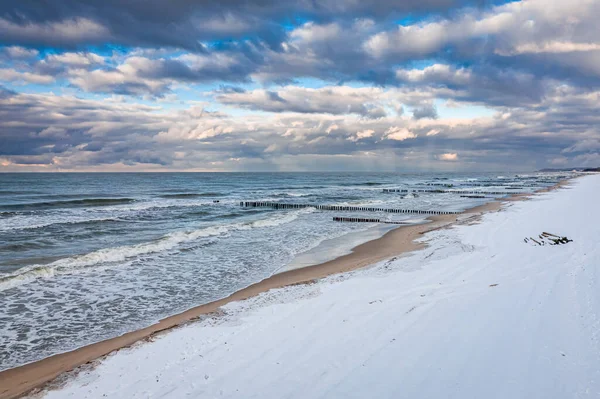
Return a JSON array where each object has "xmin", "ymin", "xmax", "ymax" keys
[
  {"xmin": 3, "ymin": 0, "xmax": 598, "ymax": 396},
  {"xmin": 0, "ymin": 178, "xmax": 577, "ymax": 399}
]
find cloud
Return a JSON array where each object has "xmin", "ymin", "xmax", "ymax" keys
[
  {"xmin": 2, "ymin": 46, "xmax": 39, "ymax": 59},
  {"xmin": 215, "ymin": 86, "xmax": 388, "ymax": 117},
  {"xmin": 62, "ymin": 51, "xmax": 258, "ymax": 95},
  {"xmin": 348, "ymin": 129, "xmax": 375, "ymax": 142},
  {"xmin": 2, "ymin": 0, "xmax": 598, "ymax": 100},
  {"xmin": 384, "ymin": 127, "xmax": 416, "ymax": 141},
  {"xmin": 0, "ymin": 0, "xmax": 501, "ymax": 49},
  {"xmin": 1, "ymin": 80, "xmax": 599, "ymax": 171},
  {"xmin": 439, "ymin": 152, "xmax": 458, "ymax": 161},
  {"xmin": 1, "ymin": 1, "xmax": 600, "ymax": 171},
  {"xmin": 363, "ymin": 0, "xmax": 600, "ymax": 85},
  {"xmin": 0, "ymin": 68, "xmax": 55, "ymax": 84},
  {"xmin": 497, "ymin": 41, "xmax": 600, "ymax": 55},
  {"xmin": 46, "ymin": 52, "xmax": 105, "ymax": 66},
  {"xmin": 0, "ymin": 18, "xmax": 110, "ymax": 47},
  {"xmin": 412, "ymin": 103, "xmax": 438, "ymax": 120}
]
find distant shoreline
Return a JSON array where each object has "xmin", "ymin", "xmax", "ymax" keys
[{"xmin": 0, "ymin": 177, "xmax": 575, "ymax": 399}]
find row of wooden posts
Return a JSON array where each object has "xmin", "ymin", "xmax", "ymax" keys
[
  {"xmin": 240, "ymin": 201, "xmax": 458, "ymax": 215},
  {"xmin": 418, "ymin": 182, "xmax": 527, "ymax": 187},
  {"xmin": 238, "ymin": 178, "xmax": 561, "ymax": 226},
  {"xmin": 332, "ymin": 217, "xmax": 410, "ymax": 224},
  {"xmin": 382, "ymin": 188, "xmax": 519, "ymax": 195}
]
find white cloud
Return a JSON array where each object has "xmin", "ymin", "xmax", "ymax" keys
[
  {"xmin": 498, "ymin": 41, "xmax": 600, "ymax": 55},
  {"xmin": 215, "ymin": 86, "xmax": 389, "ymax": 117},
  {"xmin": 384, "ymin": 126, "xmax": 416, "ymax": 141},
  {"xmin": 46, "ymin": 52, "xmax": 105, "ymax": 66},
  {"xmin": 439, "ymin": 152, "xmax": 458, "ymax": 161},
  {"xmin": 363, "ymin": 0, "xmax": 600, "ymax": 80},
  {"xmin": 357, "ymin": 129, "xmax": 374, "ymax": 138},
  {"xmin": 3, "ymin": 46, "xmax": 39, "ymax": 59},
  {"xmin": 347, "ymin": 129, "xmax": 375, "ymax": 142},
  {"xmin": 0, "ymin": 68, "xmax": 55, "ymax": 84}
]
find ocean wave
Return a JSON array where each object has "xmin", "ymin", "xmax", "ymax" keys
[
  {"xmin": 0, "ymin": 208, "xmax": 311, "ymax": 291},
  {"xmin": 272, "ymin": 192, "xmax": 312, "ymax": 198},
  {"xmin": 217, "ymin": 211, "xmax": 255, "ymax": 219},
  {"xmin": 0, "ymin": 225, "xmax": 230, "ymax": 291},
  {"xmin": 160, "ymin": 192, "xmax": 223, "ymax": 199},
  {"xmin": 271, "ymin": 185, "xmax": 327, "ymax": 190},
  {"xmin": 355, "ymin": 182, "xmax": 384, "ymax": 186},
  {"xmin": 0, "ymin": 199, "xmax": 233, "ymax": 232},
  {"xmin": 1, "ymin": 198, "xmax": 135, "ymax": 211},
  {"xmin": 321, "ymin": 195, "xmax": 362, "ymax": 201},
  {"xmin": 0, "ymin": 190, "xmax": 43, "ymax": 195},
  {"xmin": 0, "ymin": 216, "xmax": 123, "ymax": 232},
  {"xmin": 111, "ymin": 199, "xmax": 226, "ymax": 212},
  {"xmin": 248, "ymin": 207, "xmax": 313, "ymax": 228},
  {"xmin": 0, "ymin": 241, "xmax": 52, "ymax": 252}
]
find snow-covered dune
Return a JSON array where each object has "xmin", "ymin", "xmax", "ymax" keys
[{"xmin": 41, "ymin": 174, "xmax": 600, "ymax": 399}]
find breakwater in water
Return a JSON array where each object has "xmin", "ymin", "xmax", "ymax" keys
[
  {"xmin": 240, "ymin": 201, "xmax": 458, "ymax": 215},
  {"xmin": 382, "ymin": 189, "xmax": 520, "ymax": 195},
  {"xmin": 332, "ymin": 217, "xmax": 411, "ymax": 224}
]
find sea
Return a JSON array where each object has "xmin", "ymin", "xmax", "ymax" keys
[{"xmin": 0, "ymin": 172, "xmax": 572, "ymax": 371}]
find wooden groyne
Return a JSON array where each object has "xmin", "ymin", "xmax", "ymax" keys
[
  {"xmin": 332, "ymin": 217, "xmax": 410, "ymax": 224},
  {"xmin": 240, "ymin": 201, "xmax": 458, "ymax": 215},
  {"xmin": 382, "ymin": 189, "xmax": 520, "ymax": 195},
  {"xmin": 418, "ymin": 183, "xmax": 455, "ymax": 187},
  {"xmin": 419, "ymin": 182, "xmax": 539, "ymax": 188}
]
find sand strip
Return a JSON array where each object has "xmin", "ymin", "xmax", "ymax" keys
[{"xmin": 0, "ymin": 178, "xmax": 575, "ymax": 399}]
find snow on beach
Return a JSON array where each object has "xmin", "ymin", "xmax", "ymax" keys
[{"xmin": 40, "ymin": 174, "xmax": 599, "ymax": 399}]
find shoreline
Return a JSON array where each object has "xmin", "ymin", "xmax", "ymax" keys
[{"xmin": 0, "ymin": 178, "xmax": 575, "ymax": 399}]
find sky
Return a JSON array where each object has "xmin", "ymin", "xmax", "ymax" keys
[{"xmin": 0, "ymin": 0, "xmax": 599, "ymax": 172}]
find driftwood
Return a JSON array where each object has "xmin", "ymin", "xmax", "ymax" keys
[{"xmin": 525, "ymin": 232, "xmax": 573, "ymax": 246}]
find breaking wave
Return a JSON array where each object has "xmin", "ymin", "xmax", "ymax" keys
[
  {"xmin": 1, "ymin": 198, "xmax": 135, "ymax": 211},
  {"xmin": 0, "ymin": 208, "xmax": 312, "ymax": 291},
  {"xmin": 160, "ymin": 192, "xmax": 223, "ymax": 199}
]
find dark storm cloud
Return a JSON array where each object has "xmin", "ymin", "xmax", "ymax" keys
[
  {"xmin": 3, "ymin": 0, "xmax": 597, "ymax": 101},
  {"xmin": 1, "ymin": 0, "xmax": 600, "ymax": 171},
  {"xmin": 0, "ymin": 0, "xmax": 505, "ymax": 50}
]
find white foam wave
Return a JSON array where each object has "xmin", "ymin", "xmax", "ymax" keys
[
  {"xmin": 249, "ymin": 207, "xmax": 314, "ymax": 228},
  {"xmin": 106, "ymin": 199, "xmax": 218, "ymax": 212},
  {"xmin": 0, "ymin": 216, "xmax": 121, "ymax": 232},
  {"xmin": 0, "ymin": 224, "xmax": 231, "ymax": 291},
  {"xmin": 0, "ymin": 199, "xmax": 236, "ymax": 232},
  {"xmin": 0, "ymin": 208, "xmax": 311, "ymax": 291}
]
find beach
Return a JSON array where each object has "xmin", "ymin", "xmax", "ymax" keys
[
  {"xmin": 0, "ymin": 174, "xmax": 588, "ymax": 398},
  {"xmin": 2, "ymin": 172, "xmax": 563, "ymax": 373},
  {"xmin": 0, "ymin": 203, "xmax": 494, "ymax": 399},
  {"xmin": 3, "ymin": 0, "xmax": 598, "ymax": 396}
]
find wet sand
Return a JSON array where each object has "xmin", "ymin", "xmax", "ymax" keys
[{"xmin": 0, "ymin": 178, "xmax": 575, "ymax": 399}]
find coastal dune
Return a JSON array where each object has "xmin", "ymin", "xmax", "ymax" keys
[{"xmin": 2, "ymin": 175, "xmax": 595, "ymax": 398}]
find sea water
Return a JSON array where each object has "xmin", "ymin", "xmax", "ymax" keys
[{"xmin": 0, "ymin": 172, "xmax": 571, "ymax": 370}]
